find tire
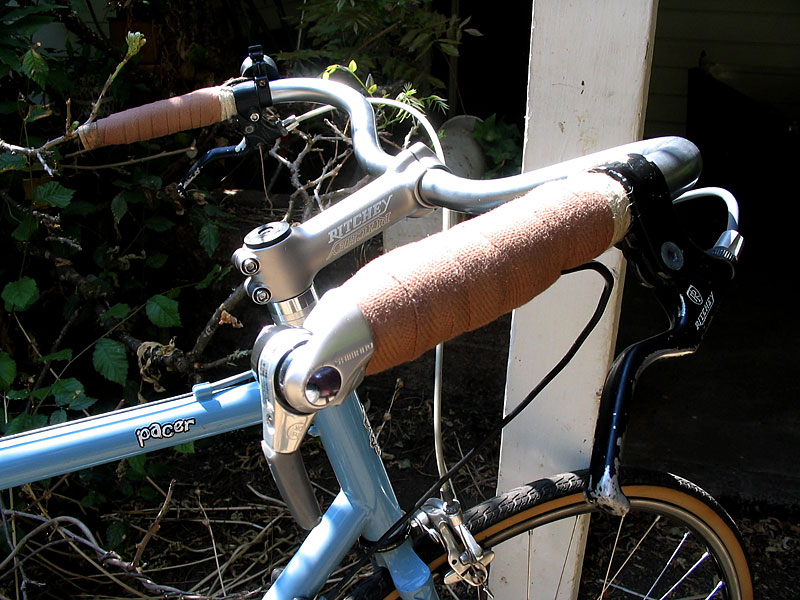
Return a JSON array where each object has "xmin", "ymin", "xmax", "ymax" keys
[{"xmin": 347, "ymin": 469, "xmax": 753, "ymax": 600}]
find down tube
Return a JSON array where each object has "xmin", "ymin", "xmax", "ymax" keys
[{"xmin": 0, "ymin": 373, "xmax": 262, "ymax": 489}]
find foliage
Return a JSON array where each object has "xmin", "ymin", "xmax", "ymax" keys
[
  {"xmin": 0, "ymin": 3, "xmax": 244, "ymax": 447},
  {"xmin": 280, "ymin": 0, "xmax": 480, "ymax": 92},
  {"xmin": 323, "ymin": 59, "xmax": 448, "ymax": 128},
  {"xmin": 472, "ymin": 113, "xmax": 523, "ymax": 178},
  {"xmin": 0, "ymin": 4, "xmax": 486, "ymax": 596}
]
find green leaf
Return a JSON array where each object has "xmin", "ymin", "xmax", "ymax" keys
[
  {"xmin": 51, "ymin": 378, "xmax": 84, "ymax": 407},
  {"xmin": 0, "ymin": 100, "xmax": 21, "ymax": 114},
  {"xmin": 50, "ymin": 378, "xmax": 97, "ymax": 410},
  {"xmin": 33, "ymin": 181, "xmax": 74, "ymax": 208},
  {"xmin": 3, "ymin": 5, "xmax": 62, "ymax": 23},
  {"xmin": 133, "ymin": 173, "xmax": 161, "ymax": 190},
  {"xmin": 146, "ymin": 253, "xmax": 168, "ymax": 269},
  {"xmin": 21, "ymin": 47, "xmax": 48, "ymax": 87},
  {"xmin": 0, "ymin": 49, "xmax": 19, "ymax": 75},
  {"xmin": 2, "ymin": 277, "xmax": 39, "ymax": 312},
  {"xmin": 111, "ymin": 192, "xmax": 128, "ymax": 222},
  {"xmin": 127, "ymin": 453, "xmax": 147, "ymax": 475},
  {"xmin": 93, "ymin": 338, "xmax": 128, "ymax": 385},
  {"xmin": 144, "ymin": 216, "xmax": 175, "ymax": 232},
  {"xmin": 146, "ymin": 294, "xmax": 181, "ymax": 328},
  {"xmin": 348, "ymin": 59, "xmax": 357, "ymax": 73},
  {"xmin": 63, "ymin": 200, "xmax": 97, "ymax": 216},
  {"xmin": 68, "ymin": 392, "xmax": 97, "ymax": 411},
  {"xmin": 0, "ymin": 352, "xmax": 16, "ymax": 391},
  {"xmin": 24, "ymin": 103, "xmax": 51, "ymax": 123},
  {"xmin": 38, "ymin": 348, "xmax": 73, "ymax": 363},
  {"xmin": 195, "ymin": 264, "xmax": 230, "ymax": 290},
  {"xmin": 174, "ymin": 441, "xmax": 195, "ymax": 454},
  {"xmin": 437, "ymin": 41, "xmax": 459, "ymax": 57},
  {"xmin": 0, "ymin": 152, "xmax": 27, "ymax": 172},
  {"xmin": 12, "ymin": 214, "xmax": 38, "ymax": 241},
  {"xmin": 106, "ymin": 520, "xmax": 130, "ymax": 551},
  {"xmin": 49, "ymin": 409, "xmax": 68, "ymax": 425},
  {"xmin": 32, "ymin": 386, "xmax": 51, "ymax": 401},
  {"xmin": 105, "ymin": 303, "xmax": 131, "ymax": 321},
  {"xmin": 198, "ymin": 221, "xmax": 219, "ymax": 257},
  {"xmin": 4, "ymin": 412, "xmax": 47, "ymax": 435}
]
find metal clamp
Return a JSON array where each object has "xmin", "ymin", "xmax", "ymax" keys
[{"xmin": 412, "ymin": 498, "xmax": 495, "ymax": 588}]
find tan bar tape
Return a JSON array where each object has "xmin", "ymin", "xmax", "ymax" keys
[
  {"xmin": 77, "ymin": 86, "xmax": 236, "ymax": 150},
  {"xmin": 337, "ymin": 171, "xmax": 631, "ymax": 376}
]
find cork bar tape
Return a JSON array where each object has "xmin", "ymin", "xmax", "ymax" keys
[
  {"xmin": 337, "ymin": 171, "xmax": 632, "ymax": 376},
  {"xmin": 77, "ymin": 86, "xmax": 237, "ymax": 150}
]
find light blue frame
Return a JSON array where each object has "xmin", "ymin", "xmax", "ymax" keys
[{"xmin": 0, "ymin": 373, "xmax": 438, "ymax": 599}]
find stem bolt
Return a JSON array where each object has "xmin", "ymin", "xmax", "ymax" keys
[
  {"xmin": 252, "ymin": 287, "xmax": 271, "ymax": 304},
  {"xmin": 241, "ymin": 258, "xmax": 260, "ymax": 275},
  {"xmin": 250, "ymin": 112, "xmax": 260, "ymax": 122}
]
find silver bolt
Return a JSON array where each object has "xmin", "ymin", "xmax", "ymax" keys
[
  {"xmin": 252, "ymin": 287, "xmax": 271, "ymax": 304},
  {"xmin": 241, "ymin": 258, "xmax": 260, "ymax": 275},
  {"xmin": 249, "ymin": 112, "xmax": 260, "ymax": 122}
]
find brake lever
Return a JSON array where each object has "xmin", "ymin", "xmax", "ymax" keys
[{"xmin": 177, "ymin": 117, "xmax": 289, "ymax": 197}]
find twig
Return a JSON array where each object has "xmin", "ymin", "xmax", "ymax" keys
[
  {"xmin": 195, "ymin": 491, "xmax": 226, "ymax": 596},
  {"xmin": 0, "ymin": 32, "xmax": 146, "ymax": 172},
  {"xmin": 194, "ymin": 350, "xmax": 251, "ymax": 372},
  {"xmin": 190, "ymin": 283, "xmax": 247, "ymax": 357},
  {"xmin": 0, "ymin": 190, "xmax": 59, "ymax": 225},
  {"xmin": 374, "ymin": 378, "xmax": 403, "ymax": 443},
  {"xmin": 59, "ymin": 146, "xmax": 197, "ymax": 170},
  {"xmin": 245, "ymin": 485, "xmax": 287, "ymax": 507},
  {"xmin": 0, "ymin": 497, "xmax": 30, "ymax": 600},
  {"xmin": 198, "ymin": 516, "xmax": 282, "ymax": 596},
  {"xmin": 132, "ymin": 480, "xmax": 175, "ymax": 569},
  {"xmin": 32, "ymin": 307, "xmax": 82, "ymax": 396},
  {"xmin": 1, "ymin": 509, "xmax": 198, "ymax": 598}
]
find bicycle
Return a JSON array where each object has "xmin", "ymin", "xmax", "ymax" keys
[{"xmin": 0, "ymin": 48, "xmax": 750, "ymax": 599}]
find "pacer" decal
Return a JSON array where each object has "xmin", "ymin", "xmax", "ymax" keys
[{"xmin": 135, "ymin": 418, "xmax": 196, "ymax": 448}]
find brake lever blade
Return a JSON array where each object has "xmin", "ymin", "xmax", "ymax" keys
[
  {"xmin": 177, "ymin": 116, "xmax": 289, "ymax": 197},
  {"xmin": 178, "ymin": 140, "xmax": 251, "ymax": 197}
]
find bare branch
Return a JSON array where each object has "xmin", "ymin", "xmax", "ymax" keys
[
  {"xmin": 191, "ymin": 283, "xmax": 248, "ymax": 357},
  {"xmin": 132, "ymin": 480, "xmax": 175, "ymax": 569}
]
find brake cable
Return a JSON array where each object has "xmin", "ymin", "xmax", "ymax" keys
[{"xmin": 324, "ymin": 260, "xmax": 615, "ymax": 600}]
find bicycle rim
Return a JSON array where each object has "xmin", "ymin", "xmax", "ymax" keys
[{"xmin": 348, "ymin": 469, "xmax": 753, "ymax": 600}]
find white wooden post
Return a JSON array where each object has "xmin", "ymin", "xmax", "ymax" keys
[{"xmin": 490, "ymin": 1, "xmax": 658, "ymax": 597}]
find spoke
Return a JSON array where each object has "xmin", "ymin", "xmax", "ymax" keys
[
  {"xmin": 554, "ymin": 516, "xmax": 581, "ymax": 599},
  {"xmin": 527, "ymin": 528, "xmax": 533, "ymax": 600},
  {"xmin": 703, "ymin": 580, "xmax": 726, "ymax": 600},
  {"xmin": 658, "ymin": 552, "xmax": 710, "ymax": 600},
  {"xmin": 600, "ymin": 580, "xmax": 713, "ymax": 600},
  {"xmin": 644, "ymin": 531, "xmax": 692, "ymax": 599},
  {"xmin": 598, "ymin": 515, "xmax": 662, "ymax": 599}
]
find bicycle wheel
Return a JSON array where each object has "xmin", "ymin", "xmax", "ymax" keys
[{"xmin": 348, "ymin": 469, "xmax": 752, "ymax": 600}]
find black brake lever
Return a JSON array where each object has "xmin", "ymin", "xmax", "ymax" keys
[{"xmin": 177, "ymin": 117, "xmax": 288, "ymax": 197}]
